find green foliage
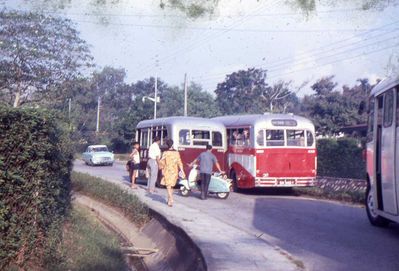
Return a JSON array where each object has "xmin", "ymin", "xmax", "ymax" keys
[
  {"xmin": 317, "ymin": 138, "xmax": 365, "ymax": 179},
  {"xmin": 47, "ymin": 206, "xmax": 128, "ymax": 271},
  {"xmin": 71, "ymin": 172, "xmax": 149, "ymax": 226},
  {"xmin": 0, "ymin": 106, "xmax": 73, "ymax": 269},
  {"xmin": 0, "ymin": 10, "xmax": 93, "ymax": 107},
  {"xmin": 215, "ymin": 68, "xmax": 298, "ymax": 115},
  {"xmin": 301, "ymin": 76, "xmax": 371, "ymax": 136}
]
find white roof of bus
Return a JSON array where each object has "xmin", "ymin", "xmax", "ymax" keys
[
  {"xmin": 136, "ymin": 116, "xmax": 225, "ymax": 130},
  {"xmin": 213, "ymin": 114, "xmax": 314, "ymax": 129},
  {"xmin": 370, "ymin": 74, "xmax": 399, "ymax": 97}
]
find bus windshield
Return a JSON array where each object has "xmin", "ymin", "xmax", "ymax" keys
[{"xmin": 256, "ymin": 128, "xmax": 314, "ymax": 147}]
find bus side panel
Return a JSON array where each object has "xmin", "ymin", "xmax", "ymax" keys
[
  {"xmin": 227, "ymin": 147, "xmax": 256, "ymax": 188},
  {"xmin": 256, "ymin": 148, "xmax": 316, "ymax": 178},
  {"xmin": 178, "ymin": 148, "xmax": 226, "ymax": 175}
]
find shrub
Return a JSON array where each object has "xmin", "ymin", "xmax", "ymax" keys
[
  {"xmin": 71, "ymin": 172, "xmax": 149, "ymax": 226},
  {"xmin": 317, "ymin": 138, "xmax": 365, "ymax": 179},
  {"xmin": 0, "ymin": 106, "xmax": 73, "ymax": 269}
]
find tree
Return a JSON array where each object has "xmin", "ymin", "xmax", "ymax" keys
[
  {"xmin": 0, "ymin": 10, "xmax": 92, "ymax": 107},
  {"xmin": 215, "ymin": 68, "xmax": 271, "ymax": 115},
  {"xmin": 158, "ymin": 82, "xmax": 220, "ymax": 118},
  {"xmin": 301, "ymin": 76, "xmax": 373, "ymax": 136},
  {"xmin": 215, "ymin": 68, "xmax": 296, "ymax": 115}
]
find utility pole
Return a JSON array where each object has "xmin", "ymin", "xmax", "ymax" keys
[
  {"xmin": 154, "ymin": 75, "xmax": 158, "ymax": 119},
  {"xmin": 184, "ymin": 73, "xmax": 188, "ymax": 117},
  {"xmin": 68, "ymin": 98, "xmax": 72, "ymax": 130},
  {"xmin": 68, "ymin": 98, "xmax": 71, "ymax": 120},
  {"xmin": 96, "ymin": 96, "xmax": 101, "ymax": 133}
]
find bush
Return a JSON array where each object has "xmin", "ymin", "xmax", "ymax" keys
[
  {"xmin": 317, "ymin": 138, "xmax": 365, "ymax": 179},
  {"xmin": 0, "ymin": 106, "xmax": 73, "ymax": 269},
  {"xmin": 71, "ymin": 172, "xmax": 149, "ymax": 226}
]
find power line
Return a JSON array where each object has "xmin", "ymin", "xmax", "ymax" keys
[
  {"xmin": 266, "ymin": 43, "xmax": 399, "ymax": 81},
  {"xmin": 73, "ymin": 19, "xmax": 387, "ymax": 33},
  {"xmin": 38, "ymin": 7, "xmax": 367, "ymax": 19},
  {"xmin": 137, "ymin": 0, "xmax": 280, "ymax": 74},
  {"xmin": 191, "ymin": 19, "xmax": 399, "ymax": 81}
]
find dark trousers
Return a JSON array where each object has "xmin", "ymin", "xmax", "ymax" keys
[{"xmin": 200, "ymin": 173, "xmax": 211, "ymax": 199}]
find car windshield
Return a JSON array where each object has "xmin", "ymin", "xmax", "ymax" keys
[{"xmin": 92, "ymin": 147, "xmax": 108, "ymax": 152}]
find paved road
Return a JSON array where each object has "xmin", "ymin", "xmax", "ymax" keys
[{"xmin": 74, "ymin": 161, "xmax": 399, "ymax": 271}]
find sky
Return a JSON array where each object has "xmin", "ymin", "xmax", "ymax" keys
[{"xmin": 3, "ymin": 0, "xmax": 399, "ymax": 96}]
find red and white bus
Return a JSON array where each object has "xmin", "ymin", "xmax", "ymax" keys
[
  {"xmin": 136, "ymin": 117, "xmax": 227, "ymax": 180},
  {"xmin": 365, "ymin": 75, "xmax": 399, "ymax": 226},
  {"xmin": 213, "ymin": 114, "xmax": 317, "ymax": 190}
]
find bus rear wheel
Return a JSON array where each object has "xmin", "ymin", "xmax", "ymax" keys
[{"xmin": 366, "ymin": 184, "xmax": 390, "ymax": 227}]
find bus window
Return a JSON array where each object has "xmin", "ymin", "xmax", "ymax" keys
[
  {"xmin": 367, "ymin": 97, "xmax": 375, "ymax": 142},
  {"xmin": 383, "ymin": 89, "xmax": 394, "ymax": 127},
  {"xmin": 256, "ymin": 130, "xmax": 265, "ymax": 146},
  {"xmin": 160, "ymin": 127, "xmax": 168, "ymax": 148},
  {"xmin": 266, "ymin": 130, "xmax": 284, "ymax": 146},
  {"xmin": 212, "ymin": 131, "xmax": 223, "ymax": 147},
  {"xmin": 306, "ymin": 130, "xmax": 314, "ymax": 147},
  {"xmin": 287, "ymin": 130, "xmax": 305, "ymax": 146},
  {"xmin": 141, "ymin": 129, "xmax": 149, "ymax": 148},
  {"xmin": 229, "ymin": 129, "xmax": 242, "ymax": 146},
  {"xmin": 242, "ymin": 129, "xmax": 250, "ymax": 146},
  {"xmin": 179, "ymin": 129, "xmax": 190, "ymax": 145},
  {"xmin": 397, "ymin": 88, "xmax": 399, "ymax": 127},
  {"xmin": 192, "ymin": 130, "xmax": 210, "ymax": 146}
]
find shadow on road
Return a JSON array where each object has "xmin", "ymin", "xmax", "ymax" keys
[{"xmin": 238, "ymin": 187, "xmax": 296, "ymax": 196}]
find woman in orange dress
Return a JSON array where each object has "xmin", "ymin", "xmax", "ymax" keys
[{"xmin": 159, "ymin": 139, "xmax": 185, "ymax": 207}]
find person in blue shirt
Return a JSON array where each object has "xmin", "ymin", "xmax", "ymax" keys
[{"xmin": 189, "ymin": 144, "xmax": 224, "ymax": 200}]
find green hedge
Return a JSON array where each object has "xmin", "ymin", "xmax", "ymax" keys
[
  {"xmin": 71, "ymin": 172, "xmax": 149, "ymax": 226},
  {"xmin": 0, "ymin": 107, "xmax": 73, "ymax": 269},
  {"xmin": 317, "ymin": 138, "xmax": 365, "ymax": 179}
]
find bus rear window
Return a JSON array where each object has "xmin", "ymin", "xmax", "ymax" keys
[
  {"xmin": 306, "ymin": 131, "xmax": 314, "ymax": 147},
  {"xmin": 256, "ymin": 130, "xmax": 265, "ymax": 146},
  {"xmin": 179, "ymin": 129, "xmax": 190, "ymax": 145},
  {"xmin": 212, "ymin": 131, "xmax": 223, "ymax": 147},
  {"xmin": 287, "ymin": 130, "xmax": 305, "ymax": 146},
  {"xmin": 266, "ymin": 130, "xmax": 284, "ymax": 146},
  {"xmin": 192, "ymin": 130, "xmax": 210, "ymax": 146}
]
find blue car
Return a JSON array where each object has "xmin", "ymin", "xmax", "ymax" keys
[{"xmin": 82, "ymin": 145, "xmax": 114, "ymax": 166}]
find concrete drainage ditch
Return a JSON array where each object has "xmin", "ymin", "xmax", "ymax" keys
[{"xmin": 74, "ymin": 194, "xmax": 207, "ymax": 271}]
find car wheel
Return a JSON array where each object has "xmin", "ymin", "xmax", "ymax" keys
[
  {"xmin": 366, "ymin": 184, "xmax": 390, "ymax": 227},
  {"xmin": 216, "ymin": 192, "xmax": 229, "ymax": 199}
]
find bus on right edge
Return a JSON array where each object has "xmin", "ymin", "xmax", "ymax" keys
[{"xmin": 366, "ymin": 74, "xmax": 399, "ymax": 227}]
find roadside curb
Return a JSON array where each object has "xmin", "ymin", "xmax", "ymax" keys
[
  {"xmin": 74, "ymin": 193, "xmax": 206, "ymax": 271},
  {"xmin": 73, "ymin": 166, "xmax": 303, "ymax": 271}
]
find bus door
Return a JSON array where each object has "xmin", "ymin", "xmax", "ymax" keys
[
  {"xmin": 377, "ymin": 89, "xmax": 398, "ymax": 215},
  {"xmin": 395, "ymin": 87, "xmax": 399, "ymax": 213}
]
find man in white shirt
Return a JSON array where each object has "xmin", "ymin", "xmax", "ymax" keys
[{"xmin": 147, "ymin": 136, "xmax": 161, "ymax": 193}]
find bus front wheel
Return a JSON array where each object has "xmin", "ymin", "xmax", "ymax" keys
[{"xmin": 366, "ymin": 185, "xmax": 390, "ymax": 227}]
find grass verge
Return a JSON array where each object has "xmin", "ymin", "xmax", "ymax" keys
[
  {"xmin": 46, "ymin": 206, "xmax": 128, "ymax": 271},
  {"xmin": 293, "ymin": 187, "xmax": 365, "ymax": 204},
  {"xmin": 71, "ymin": 171, "xmax": 150, "ymax": 226}
]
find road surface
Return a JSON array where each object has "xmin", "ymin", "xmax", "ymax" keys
[{"xmin": 74, "ymin": 161, "xmax": 399, "ymax": 271}]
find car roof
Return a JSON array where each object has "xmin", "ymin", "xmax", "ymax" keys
[{"xmin": 88, "ymin": 145, "xmax": 108, "ymax": 148}]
